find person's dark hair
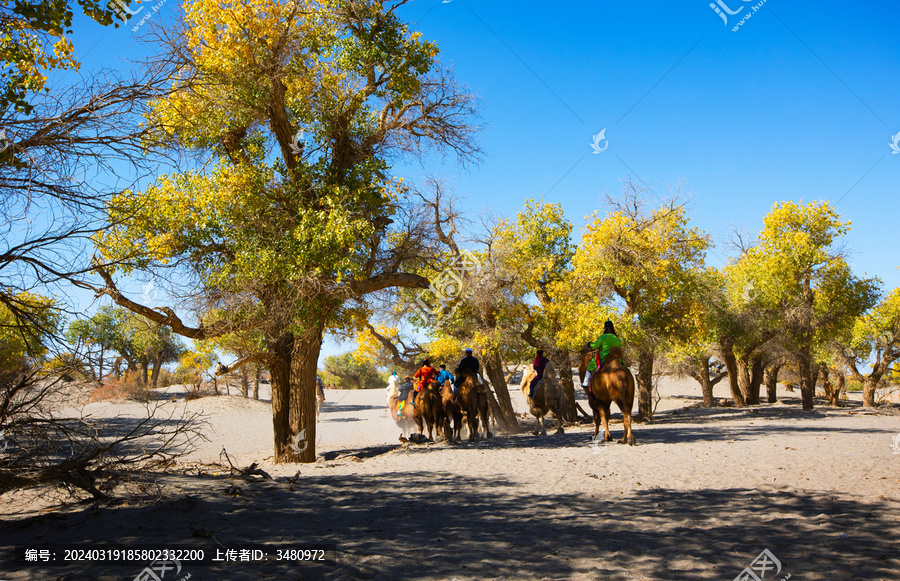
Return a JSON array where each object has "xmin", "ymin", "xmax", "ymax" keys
[
  {"xmin": 603, "ymin": 320, "xmax": 617, "ymax": 336},
  {"xmin": 440, "ymin": 364, "xmax": 446, "ymax": 369},
  {"xmin": 536, "ymin": 350, "xmax": 544, "ymax": 357},
  {"xmin": 422, "ymin": 359, "xmax": 430, "ymax": 366}
]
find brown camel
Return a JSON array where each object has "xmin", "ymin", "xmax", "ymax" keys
[
  {"xmin": 520, "ymin": 360, "xmax": 566, "ymax": 435},
  {"xmin": 454, "ymin": 369, "xmax": 492, "ymax": 442},
  {"xmin": 579, "ymin": 345, "xmax": 636, "ymax": 445},
  {"xmin": 440, "ymin": 379, "xmax": 463, "ymax": 442},
  {"xmin": 414, "ymin": 381, "xmax": 446, "ymax": 441},
  {"xmin": 387, "ymin": 384, "xmax": 416, "ymax": 439}
]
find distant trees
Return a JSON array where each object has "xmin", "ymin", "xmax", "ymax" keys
[
  {"xmin": 834, "ymin": 288, "xmax": 900, "ymax": 407},
  {"xmin": 66, "ymin": 306, "xmax": 186, "ymax": 387},
  {"xmin": 729, "ymin": 201, "xmax": 879, "ymax": 410},
  {"xmin": 322, "ymin": 353, "xmax": 384, "ymax": 390}
]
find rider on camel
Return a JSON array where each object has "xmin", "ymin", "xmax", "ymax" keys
[
  {"xmin": 413, "ymin": 359, "xmax": 438, "ymax": 401},
  {"xmin": 396, "ymin": 375, "xmax": 413, "ymax": 416},
  {"xmin": 529, "ymin": 349, "xmax": 550, "ymax": 399},
  {"xmin": 581, "ymin": 320, "xmax": 622, "ymax": 387},
  {"xmin": 435, "ymin": 364, "xmax": 454, "ymax": 388},
  {"xmin": 453, "ymin": 348, "xmax": 479, "ymax": 392}
]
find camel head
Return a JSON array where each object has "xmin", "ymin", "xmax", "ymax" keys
[{"xmin": 520, "ymin": 366, "xmax": 537, "ymax": 395}]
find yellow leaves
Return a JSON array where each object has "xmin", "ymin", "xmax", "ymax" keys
[
  {"xmin": 355, "ymin": 324, "xmax": 393, "ymax": 365},
  {"xmin": 424, "ymin": 336, "xmax": 462, "ymax": 362}
]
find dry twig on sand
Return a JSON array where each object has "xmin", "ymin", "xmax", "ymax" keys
[{"xmin": 219, "ymin": 447, "xmax": 272, "ymax": 481}]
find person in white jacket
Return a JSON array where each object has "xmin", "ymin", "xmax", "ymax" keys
[{"xmin": 386, "ymin": 372, "xmax": 400, "ymax": 407}]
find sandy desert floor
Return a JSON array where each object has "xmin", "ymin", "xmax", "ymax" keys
[{"xmin": 1, "ymin": 376, "xmax": 898, "ymax": 580}]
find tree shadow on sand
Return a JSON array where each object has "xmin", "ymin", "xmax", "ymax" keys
[{"xmin": 1, "ymin": 471, "xmax": 897, "ymax": 580}]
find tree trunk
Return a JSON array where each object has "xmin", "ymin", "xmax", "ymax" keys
[
  {"xmin": 269, "ymin": 333, "xmax": 297, "ymax": 463},
  {"xmin": 484, "ymin": 388, "xmax": 514, "ymax": 433},
  {"xmin": 548, "ymin": 348, "xmax": 577, "ymax": 421},
  {"xmin": 240, "ymin": 365, "xmax": 249, "ymax": 397},
  {"xmin": 736, "ymin": 358, "xmax": 752, "ymax": 404},
  {"xmin": 139, "ymin": 359, "xmax": 150, "ymax": 386},
  {"xmin": 150, "ymin": 351, "xmax": 164, "ymax": 388},
  {"xmin": 821, "ymin": 367, "xmax": 843, "ymax": 407},
  {"xmin": 287, "ymin": 330, "xmax": 323, "ymax": 463},
  {"xmin": 748, "ymin": 355, "xmax": 764, "ymax": 405},
  {"xmin": 253, "ymin": 363, "xmax": 260, "ymax": 400},
  {"xmin": 483, "ymin": 352, "xmax": 520, "ymax": 432},
  {"xmin": 821, "ymin": 366, "xmax": 833, "ymax": 404},
  {"xmin": 98, "ymin": 348, "xmax": 105, "ymax": 385},
  {"xmin": 720, "ymin": 341, "xmax": 746, "ymax": 407},
  {"xmin": 862, "ymin": 375, "xmax": 879, "ymax": 407},
  {"xmin": 798, "ymin": 357, "xmax": 818, "ymax": 411},
  {"xmin": 636, "ymin": 348, "xmax": 655, "ymax": 420},
  {"xmin": 696, "ymin": 356, "xmax": 716, "ymax": 407},
  {"xmin": 764, "ymin": 364, "xmax": 782, "ymax": 404},
  {"xmin": 832, "ymin": 371, "xmax": 847, "ymax": 406}
]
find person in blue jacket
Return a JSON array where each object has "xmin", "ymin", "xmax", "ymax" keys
[{"xmin": 435, "ymin": 364, "xmax": 454, "ymax": 390}]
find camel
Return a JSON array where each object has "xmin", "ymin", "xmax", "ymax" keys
[
  {"xmin": 440, "ymin": 379, "xmax": 463, "ymax": 442},
  {"xmin": 387, "ymin": 382, "xmax": 416, "ymax": 439},
  {"xmin": 414, "ymin": 381, "xmax": 445, "ymax": 441},
  {"xmin": 454, "ymin": 369, "xmax": 492, "ymax": 442},
  {"xmin": 520, "ymin": 360, "xmax": 566, "ymax": 435},
  {"xmin": 579, "ymin": 345, "xmax": 636, "ymax": 445}
]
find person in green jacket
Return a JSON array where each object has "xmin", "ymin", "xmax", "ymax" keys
[{"xmin": 581, "ymin": 320, "xmax": 622, "ymax": 387}]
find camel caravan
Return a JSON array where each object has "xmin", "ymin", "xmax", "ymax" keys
[
  {"xmin": 386, "ymin": 367, "xmax": 492, "ymax": 444},
  {"xmin": 386, "ymin": 322, "xmax": 637, "ymax": 447}
]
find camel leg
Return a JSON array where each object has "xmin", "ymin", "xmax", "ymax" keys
[
  {"xmin": 592, "ymin": 406, "xmax": 601, "ymax": 438},
  {"xmin": 619, "ymin": 401, "xmax": 635, "ymax": 445},
  {"xmin": 536, "ymin": 414, "xmax": 546, "ymax": 436},
  {"xmin": 481, "ymin": 405, "xmax": 493, "ymax": 439},
  {"xmin": 600, "ymin": 402, "xmax": 613, "ymax": 442},
  {"xmin": 442, "ymin": 417, "xmax": 452, "ymax": 441},
  {"xmin": 468, "ymin": 415, "xmax": 478, "ymax": 442},
  {"xmin": 624, "ymin": 409, "xmax": 635, "ymax": 446},
  {"xmin": 415, "ymin": 414, "xmax": 424, "ymax": 436},
  {"xmin": 553, "ymin": 407, "xmax": 565, "ymax": 435}
]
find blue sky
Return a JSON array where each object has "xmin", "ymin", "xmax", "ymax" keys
[{"xmin": 65, "ymin": 0, "xmax": 900, "ymax": 364}]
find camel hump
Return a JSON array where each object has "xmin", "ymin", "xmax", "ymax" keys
[
  {"xmin": 606, "ymin": 345, "xmax": 624, "ymax": 362},
  {"xmin": 543, "ymin": 360, "xmax": 558, "ymax": 380}
]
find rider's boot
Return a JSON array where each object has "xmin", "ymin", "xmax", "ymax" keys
[{"xmin": 581, "ymin": 370, "xmax": 591, "ymax": 387}]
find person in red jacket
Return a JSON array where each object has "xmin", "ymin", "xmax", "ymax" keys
[
  {"xmin": 413, "ymin": 359, "xmax": 438, "ymax": 401},
  {"xmin": 529, "ymin": 349, "xmax": 550, "ymax": 399}
]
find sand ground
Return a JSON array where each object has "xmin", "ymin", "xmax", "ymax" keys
[{"xmin": 1, "ymin": 376, "xmax": 898, "ymax": 580}]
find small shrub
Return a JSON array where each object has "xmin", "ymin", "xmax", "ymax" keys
[
  {"xmin": 155, "ymin": 368, "xmax": 176, "ymax": 387},
  {"xmin": 88, "ymin": 371, "xmax": 151, "ymax": 403},
  {"xmin": 183, "ymin": 380, "xmax": 217, "ymax": 401}
]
